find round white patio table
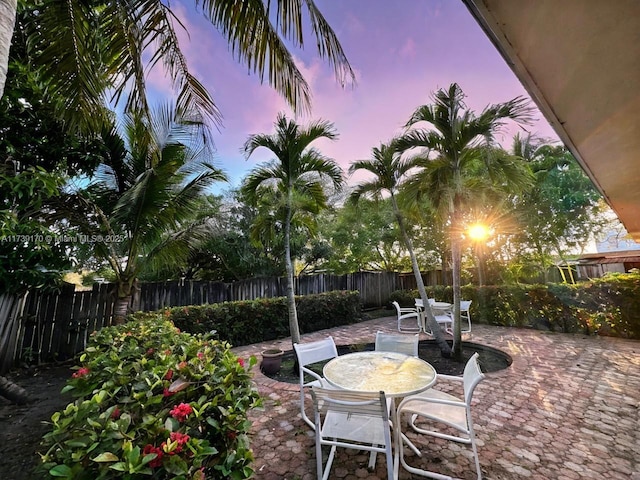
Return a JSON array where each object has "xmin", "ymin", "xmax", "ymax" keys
[
  {"xmin": 323, "ymin": 351, "xmax": 436, "ymax": 397},
  {"xmin": 322, "ymin": 351, "xmax": 436, "ymax": 478}
]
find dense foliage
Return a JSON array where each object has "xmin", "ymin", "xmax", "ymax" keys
[
  {"xmin": 38, "ymin": 317, "xmax": 260, "ymax": 479},
  {"xmin": 151, "ymin": 291, "xmax": 362, "ymax": 347},
  {"xmin": 390, "ymin": 272, "xmax": 640, "ymax": 339}
]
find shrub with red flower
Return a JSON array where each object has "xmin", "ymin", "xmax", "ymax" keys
[
  {"xmin": 72, "ymin": 367, "xmax": 90, "ymax": 378},
  {"xmin": 170, "ymin": 403, "xmax": 193, "ymax": 422},
  {"xmin": 162, "ymin": 432, "xmax": 191, "ymax": 455},
  {"xmin": 143, "ymin": 444, "xmax": 164, "ymax": 468},
  {"xmin": 39, "ymin": 317, "xmax": 260, "ymax": 480},
  {"xmin": 163, "ymin": 388, "xmax": 175, "ymax": 397}
]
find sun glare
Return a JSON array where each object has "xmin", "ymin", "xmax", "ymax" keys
[{"xmin": 468, "ymin": 223, "xmax": 490, "ymax": 241}]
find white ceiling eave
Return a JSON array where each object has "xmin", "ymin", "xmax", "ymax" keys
[{"xmin": 462, "ymin": 0, "xmax": 640, "ymax": 240}]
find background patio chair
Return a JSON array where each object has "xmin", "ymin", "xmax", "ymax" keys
[
  {"xmin": 396, "ymin": 352, "xmax": 486, "ymax": 479},
  {"xmin": 415, "ymin": 299, "xmax": 453, "ymax": 335},
  {"xmin": 311, "ymin": 387, "xmax": 393, "ymax": 480},
  {"xmin": 375, "ymin": 331, "xmax": 419, "ymax": 356},
  {"xmin": 293, "ymin": 336, "xmax": 338, "ymax": 429},
  {"xmin": 392, "ymin": 301, "xmax": 421, "ymax": 333},
  {"xmin": 460, "ymin": 300, "xmax": 472, "ymax": 333}
]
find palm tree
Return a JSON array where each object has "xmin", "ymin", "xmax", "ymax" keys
[
  {"xmin": 1, "ymin": 0, "xmax": 354, "ymax": 132},
  {"xmin": 241, "ymin": 113, "xmax": 343, "ymax": 345},
  {"xmin": 349, "ymin": 143, "xmax": 452, "ymax": 355},
  {"xmin": 59, "ymin": 103, "xmax": 227, "ymax": 322},
  {"xmin": 395, "ymin": 83, "xmax": 534, "ymax": 357}
]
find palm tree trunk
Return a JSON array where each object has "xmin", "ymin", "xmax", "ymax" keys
[
  {"xmin": 113, "ymin": 295, "xmax": 131, "ymax": 325},
  {"xmin": 285, "ymin": 192, "xmax": 301, "ymax": 346},
  {"xmin": 0, "ymin": 0, "xmax": 16, "ymax": 99},
  {"xmin": 391, "ymin": 196, "xmax": 451, "ymax": 356},
  {"xmin": 451, "ymin": 231, "xmax": 462, "ymax": 359}
]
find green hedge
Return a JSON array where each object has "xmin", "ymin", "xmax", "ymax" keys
[
  {"xmin": 148, "ymin": 290, "xmax": 363, "ymax": 347},
  {"xmin": 390, "ymin": 272, "xmax": 640, "ymax": 339}
]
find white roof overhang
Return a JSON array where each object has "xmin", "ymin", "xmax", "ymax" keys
[{"xmin": 462, "ymin": 0, "xmax": 640, "ymax": 240}]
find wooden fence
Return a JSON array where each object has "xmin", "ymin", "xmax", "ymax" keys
[{"xmin": 0, "ymin": 271, "xmax": 441, "ymax": 373}]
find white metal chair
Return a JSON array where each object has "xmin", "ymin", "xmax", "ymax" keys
[
  {"xmin": 460, "ymin": 300, "xmax": 472, "ymax": 333},
  {"xmin": 415, "ymin": 299, "xmax": 453, "ymax": 335},
  {"xmin": 375, "ymin": 331, "xmax": 419, "ymax": 356},
  {"xmin": 392, "ymin": 301, "xmax": 421, "ymax": 333},
  {"xmin": 396, "ymin": 352, "xmax": 486, "ymax": 479},
  {"xmin": 293, "ymin": 337, "xmax": 338, "ymax": 429},
  {"xmin": 311, "ymin": 387, "xmax": 394, "ymax": 480}
]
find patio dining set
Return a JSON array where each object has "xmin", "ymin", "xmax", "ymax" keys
[
  {"xmin": 392, "ymin": 298, "xmax": 473, "ymax": 335},
  {"xmin": 293, "ymin": 329, "xmax": 485, "ymax": 480}
]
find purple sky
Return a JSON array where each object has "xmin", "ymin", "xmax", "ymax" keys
[{"xmin": 149, "ymin": 0, "xmax": 559, "ymax": 190}]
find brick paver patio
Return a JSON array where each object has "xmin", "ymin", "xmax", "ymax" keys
[{"xmin": 232, "ymin": 316, "xmax": 640, "ymax": 479}]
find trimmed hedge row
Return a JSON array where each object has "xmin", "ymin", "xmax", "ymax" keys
[
  {"xmin": 134, "ymin": 291, "xmax": 363, "ymax": 347},
  {"xmin": 390, "ymin": 272, "xmax": 640, "ymax": 339}
]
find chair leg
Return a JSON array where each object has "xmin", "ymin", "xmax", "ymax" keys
[
  {"xmin": 367, "ymin": 450, "xmax": 377, "ymax": 469},
  {"xmin": 321, "ymin": 445, "xmax": 337, "ymax": 480},
  {"xmin": 301, "ymin": 390, "xmax": 315, "ymax": 429}
]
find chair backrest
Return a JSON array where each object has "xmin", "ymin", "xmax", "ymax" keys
[
  {"xmin": 460, "ymin": 300, "xmax": 472, "ymax": 312},
  {"xmin": 392, "ymin": 301, "xmax": 402, "ymax": 314},
  {"xmin": 293, "ymin": 336, "xmax": 338, "ymax": 368},
  {"xmin": 375, "ymin": 331, "xmax": 419, "ymax": 356},
  {"xmin": 311, "ymin": 387, "xmax": 389, "ymax": 427},
  {"xmin": 463, "ymin": 352, "xmax": 485, "ymax": 404}
]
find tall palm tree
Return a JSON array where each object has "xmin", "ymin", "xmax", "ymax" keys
[
  {"xmin": 349, "ymin": 143, "xmax": 452, "ymax": 355},
  {"xmin": 395, "ymin": 83, "xmax": 534, "ymax": 357},
  {"xmin": 2, "ymin": 0, "xmax": 354, "ymax": 132},
  {"xmin": 241, "ymin": 113, "xmax": 343, "ymax": 345},
  {"xmin": 59, "ymin": 103, "xmax": 227, "ymax": 322}
]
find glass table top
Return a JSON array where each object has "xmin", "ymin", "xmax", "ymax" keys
[{"xmin": 323, "ymin": 351, "xmax": 436, "ymax": 397}]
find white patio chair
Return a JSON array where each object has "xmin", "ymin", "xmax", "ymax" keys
[
  {"xmin": 375, "ymin": 331, "xmax": 419, "ymax": 356},
  {"xmin": 392, "ymin": 301, "xmax": 421, "ymax": 333},
  {"xmin": 396, "ymin": 352, "xmax": 486, "ymax": 479},
  {"xmin": 415, "ymin": 299, "xmax": 453, "ymax": 335},
  {"xmin": 293, "ymin": 337, "xmax": 338, "ymax": 429},
  {"xmin": 460, "ymin": 300, "xmax": 472, "ymax": 333},
  {"xmin": 311, "ymin": 387, "xmax": 394, "ymax": 480}
]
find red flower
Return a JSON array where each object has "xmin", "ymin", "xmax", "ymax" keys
[
  {"xmin": 146, "ymin": 348, "xmax": 154, "ymax": 356},
  {"xmin": 72, "ymin": 367, "xmax": 90, "ymax": 378},
  {"xmin": 164, "ymin": 369, "xmax": 174, "ymax": 380},
  {"xmin": 226, "ymin": 431, "xmax": 237, "ymax": 441},
  {"xmin": 170, "ymin": 432, "xmax": 190, "ymax": 445},
  {"xmin": 111, "ymin": 407, "xmax": 121, "ymax": 419},
  {"xmin": 170, "ymin": 403, "xmax": 193, "ymax": 422},
  {"xmin": 161, "ymin": 431, "xmax": 190, "ymax": 454},
  {"xmin": 197, "ymin": 352, "xmax": 204, "ymax": 360},
  {"xmin": 177, "ymin": 361, "xmax": 188, "ymax": 370},
  {"xmin": 143, "ymin": 444, "xmax": 164, "ymax": 468},
  {"xmin": 163, "ymin": 388, "xmax": 175, "ymax": 397},
  {"xmin": 237, "ymin": 358, "xmax": 245, "ymax": 368}
]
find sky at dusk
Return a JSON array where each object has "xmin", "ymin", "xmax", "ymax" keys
[{"xmin": 149, "ymin": 0, "xmax": 560, "ymax": 191}]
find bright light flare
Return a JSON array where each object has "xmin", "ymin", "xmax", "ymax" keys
[{"xmin": 468, "ymin": 223, "xmax": 490, "ymax": 241}]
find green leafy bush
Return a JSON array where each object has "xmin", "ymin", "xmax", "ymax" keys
[
  {"xmin": 164, "ymin": 291, "xmax": 362, "ymax": 345},
  {"xmin": 390, "ymin": 272, "xmax": 640, "ymax": 339},
  {"xmin": 38, "ymin": 316, "xmax": 261, "ymax": 479}
]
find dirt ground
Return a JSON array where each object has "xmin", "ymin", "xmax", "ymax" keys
[{"xmin": 0, "ymin": 363, "xmax": 73, "ymax": 480}]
